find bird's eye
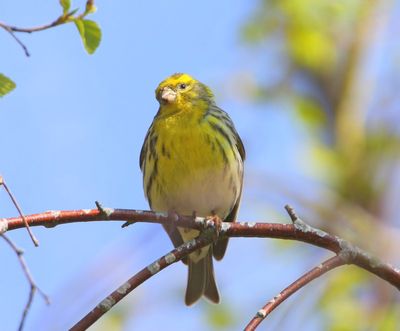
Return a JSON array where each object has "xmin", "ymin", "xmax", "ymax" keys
[{"xmin": 178, "ymin": 83, "xmax": 187, "ymax": 90}]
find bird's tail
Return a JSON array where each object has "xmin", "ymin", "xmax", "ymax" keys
[{"xmin": 185, "ymin": 251, "xmax": 220, "ymax": 305}]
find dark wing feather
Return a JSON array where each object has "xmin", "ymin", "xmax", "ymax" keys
[
  {"xmin": 213, "ymin": 186, "xmax": 243, "ymax": 261},
  {"xmin": 207, "ymin": 104, "xmax": 245, "ymax": 161},
  {"xmin": 208, "ymin": 104, "xmax": 245, "ymax": 260},
  {"xmin": 139, "ymin": 128, "xmax": 151, "ymax": 170}
]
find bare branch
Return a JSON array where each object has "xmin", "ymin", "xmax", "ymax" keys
[
  {"xmin": 3, "ymin": 205, "xmax": 400, "ymax": 290},
  {"xmin": 244, "ymin": 255, "xmax": 345, "ymax": 330},
  {"xmin": 0, "ymin": 25, "xmax": 30, "ymax": 56},
  {"xmin": 0, "ymin": 0, "xmax": 96, "ymax": 56},
  {"xmin": 0, "ymin": 176, "xmax": 39, "ymax": 246},
  {"xmin": 69, "ymin": 228, "xmax": 217, "ymax": 331},
  {"xmin": 1, "ymin": 235, "xmax": 50, "ymax": 331}
]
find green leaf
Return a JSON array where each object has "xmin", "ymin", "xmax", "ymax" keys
[
  {"xmin": 74, "ymin": 19, "xmax": 102, "ymax": 54},
  {"xmin": 0, "ymin": 74, "xmax": 16, "ymax": 97},
  {"xmin": 60, "ymin": 0, "xmax": 71, "ymax": 14}
]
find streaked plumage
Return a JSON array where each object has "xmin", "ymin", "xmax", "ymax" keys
[{"xmin": 140, "ymin": 73, "xmax": 245, "ymax": 305}]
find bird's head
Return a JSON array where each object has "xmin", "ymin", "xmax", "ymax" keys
[{"xmin": 155, "ymin": 73, "xmax": 214, "ymax": 111}]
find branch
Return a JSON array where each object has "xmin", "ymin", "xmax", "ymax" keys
[
  {"xmin": 244, "ymin": 255, "xmax": 345, "ymax": 330},
  {"xmin": 0, "ymin": 0, "xmax": 96, "ymax": 56},
  {"xmin": 69, "ymin": 228, "xmax": 217, "ymax": 331},
  {"xmin": 1, "ymin": 235, "xmax": 50, "ymax": 331},
  {"xmin": 0, "ymin": 176, "xmax": 39, "ymax": 246},
  {"xmin": 4, "ymin": 205, "xmax": 399, "ymax": 290},
  {"xmin": 3, "ymin": 204, "xmax": 400, "ymax": 329}
]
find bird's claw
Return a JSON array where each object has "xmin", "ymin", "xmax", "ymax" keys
[{"xmin": 204, "ymin": 215, "xmax": 222, "ymax": 239}]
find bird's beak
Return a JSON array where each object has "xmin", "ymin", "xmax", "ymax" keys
[{"xmin": 160, "ymin": 87, "xmax": 177, "ymax": 103}]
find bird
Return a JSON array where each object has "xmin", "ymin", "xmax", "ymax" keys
[{"xmin": 140, "ymin": 73, "xmax": 245, "ymax": 305}]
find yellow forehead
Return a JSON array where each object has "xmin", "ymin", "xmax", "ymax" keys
[{"xmin": 157, "ymin": 73, "xmax": 196, "ymax": 90}]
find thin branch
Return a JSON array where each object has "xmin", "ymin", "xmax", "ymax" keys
[
  {"xmin": 0, "ymin": 17, "xmax": 64, "ymax": 34},
  {"xmin": 0, "ymin": 25, "xmax": 30, "ymax": 56},
  {"xmin": 69, "ymin": 228, "xmax": 217, "ymax": 331},
  {"xmin": 0, "ymin": 176, "xmax": 39, "ymax": 246},
  {"xmin": 1, "ymin": 235, "xmax": 50, "ymax": 331},
  {"xmin": 0, "ymin": 17, "xmax": 65, "ymax": 57},
  {"xmin": 3, "ymin": 205, "xmax": 400, "ymax": 290},
  {"xmin": 244, "ymin": 255, "xmax": 345, "ymax": 330},
  {"xmin": 0, "ymin": 0, "xmax": 96, "ymax": 56}
]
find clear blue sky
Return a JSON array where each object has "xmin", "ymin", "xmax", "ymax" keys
[{"xmin": 1, "ymin": 1, "xmax": 333, "ymax": 330}]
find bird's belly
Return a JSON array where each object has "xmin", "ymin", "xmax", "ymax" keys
[
  {"xmin": 150, "ymin": 152, "xmax": 241, "ymax": 219},
  {"xmin": 168, "ymin": 169, "xmax": 237, "ymax": 217},
  {"xmin": 155, "ymin": 165, "xmax": 240, "ymax": 264}
]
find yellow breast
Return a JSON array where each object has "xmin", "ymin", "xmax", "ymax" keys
[{"xmin": 143, "ymin": 109, "xmax": 243, "ymax": 219}]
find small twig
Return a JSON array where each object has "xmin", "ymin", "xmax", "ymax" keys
[
  {"xmin": 244, "ymin": 255, "xmax": 345, "ymax": 330},
  {"xmin": 69, "ymin": 229, "xmax": 217, "ymax": 331},
  {"xmin": 95, "ymin": 200, "xmax": 112, "ymax": 220},
  {"xmin": 284, "ymin": 204, "xmax": 298, "ymax": 223},
  {"xmin": 1, "ymin": 235, "xmax": 50, "ymax": 331},
  {"xmin": 0, "ymin": 18, "xmax": 63, "ymax": 34},
  {"xmin": 0, "ymin": 0, "xmax": 96, "ymax": 56},
  {"xmin": 0, "ymin": 18, "xmax": 62, "ymax": 57},
  {"xmin": 0, "ymin": 25, "xmax": 30, "ymax": 56},
  {"xmin": 0, "ymin": 176, "xmax": 39, "ymax": 246}
]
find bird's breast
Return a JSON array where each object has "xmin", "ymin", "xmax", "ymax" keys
[{"xmin": 144, "ymin": 122, "xmax": 243, "ymax": 219}]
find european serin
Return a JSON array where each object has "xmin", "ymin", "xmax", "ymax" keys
[{"xmin": 140, "ymin": 73, "xmax": 245, "ymax": 305}]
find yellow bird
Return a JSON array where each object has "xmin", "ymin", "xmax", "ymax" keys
[{"xmin": 140, "ymin": 73, "xmax": 245, "ymax": 305}]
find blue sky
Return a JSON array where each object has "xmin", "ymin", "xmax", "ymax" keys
[{"xmin": 1, "ymin": 1, "xmax": 334, "ymax": 330}]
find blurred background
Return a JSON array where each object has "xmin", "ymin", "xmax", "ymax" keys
[{"xmin": 1, "ymin": 0, "xmax": 400, "ymax": 330}]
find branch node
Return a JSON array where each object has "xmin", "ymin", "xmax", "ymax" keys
[
  {"xmin": 285, "ymin": 205, "xmax": 329, "ymax": 238},
  {"xmin": 0, "ymin": 218, "xmax": 9, "ymax": 234},
  {"xmin": 97, "ymin": 296, "xmax": 116, "ymax": 313},
  {"xmin": 284, "ymin": 204, "xmax": 298, "ymax": 223},
  {"xmin": 256, "ymin": 309, "xmax": 267, "ymax": 318},
  {"xmin": 164, "ymin": 252, "xmax": 177, "ymax": 264},
  {"xmin": 147, "ymin": 261, "xmax": 161, "ymax": 275},
  {"xmin": 337, "ymin": 239, "xmax": 359, "ymax": 263},
  {"xmin": 116, "ymin": 282, "xmax": 131, "ymax": 295},
  {"xmin": 95, "ymin": 201, "xmax": 114, "ymax": 219},
  {"xmin": 338, "ymin": 239, "xmax": 383, "ymax": 269}
]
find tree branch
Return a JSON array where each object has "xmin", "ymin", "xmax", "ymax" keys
[
  {"xmin": 244, "ymin": 255, "xmax": 345, "ymax": 330},
  {"xmin": 2, "ymin": 204, "xmax": 400, "ymax": 329},
  {"xmin": 1, "ymin": 235, "xmax": 50, "ymax": 331},
  {"xmin": 0, "ymin": 176, "xmax": 39, "ymax": 246},
  {"xmin": 0, "ymin": 0, "xmax": 96, "ymax": 56},
  {"xmin": 3, "ymin": 205, "xmax": 400, "ymax": 290},
  {"xmin": 69, "ymin": 228, "xmax": 217, "ymax": 331}
]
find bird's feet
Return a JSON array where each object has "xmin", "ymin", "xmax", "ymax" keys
[{"xmin": 204, "ymin": 214, "xmax": 222, "ymax": 240}]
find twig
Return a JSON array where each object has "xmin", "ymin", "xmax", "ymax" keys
[
  {"xmin": 0, "ymin": 25, "xmax": 30, "ymax": 56},
  {"xmin": 69, "ymin": 228, "xmax": 217, "ymax": 331},
  {"xmin": 0, "ymin": 176, "xmax": 39, "ymax": 246},
  {"xmin": 0, "ymin": 17, "xmax": 64, "ymax": 34},
  {"xmin": 244, "ymin": 255, "xmax": 345, "ymax": 330},
  {"xmin": 3, "ymin": 206, "xmax": 400, "ymax": 290},
  {"xmin": 0, "ymin": 17, "xmax": 65, "ymax": 57},
  {"xmin": 0, "ymin": 0, "xmax": 96, "ymax": 56},
  {"xmin": 1, "ymin": 235, "xmax": 50, "ymax": 331}
]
